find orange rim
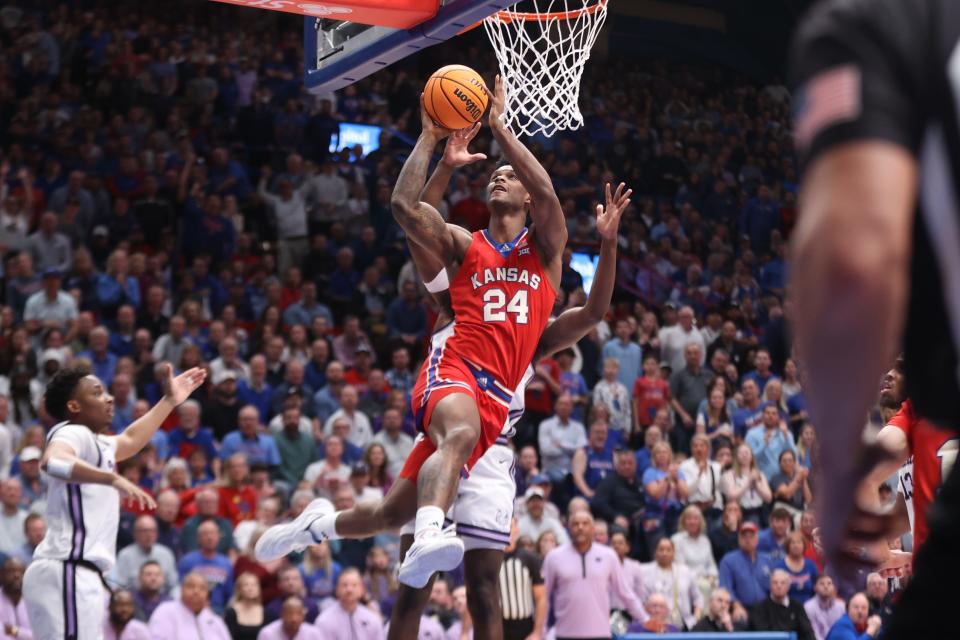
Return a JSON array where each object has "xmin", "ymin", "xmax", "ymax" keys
[
  {"xmin": 460, "ymin": 0, "xmax": 606, "ymax": 33},
  {"xmin": 491, "ymin": 0, "xmax": 607, "ymax": 22}
]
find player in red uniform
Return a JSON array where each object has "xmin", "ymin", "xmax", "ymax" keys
[{"xmin": 257, "ymin": 76, "xmax": 566, "ymax": 588}]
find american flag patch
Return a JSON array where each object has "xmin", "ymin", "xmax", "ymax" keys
[{"xmin": 793, "ymin": 64, "xmax": 862, "ymax": 152}]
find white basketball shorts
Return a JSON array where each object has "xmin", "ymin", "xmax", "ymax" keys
[
  {"xmin": 23, "ymin": 558, "xmax": 107, "ymax": 640},
  {"xmin": 401, "ymin": 439, "xmax": 516, "ymax": 551}
]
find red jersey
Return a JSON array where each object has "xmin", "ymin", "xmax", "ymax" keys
[
  {"xmin": 446, "ymin": 228, "xmax": 557, "ymax": 392},
  {"xmin": 888, "ymin": 399, "xmax": 959, "ymax": 552},
  {"xmin": 633, "ymin": 376, "xmax": 671, "ymax": 426}
]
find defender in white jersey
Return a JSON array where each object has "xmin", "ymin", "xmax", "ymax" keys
[{"xmin": 23, "ymin": 364, "xmax": 204, "ymax": 640}]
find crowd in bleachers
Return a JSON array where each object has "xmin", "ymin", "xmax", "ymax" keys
[{"xmin": 0, "ymin": 2, "xmax": 899, "ymax": 639}]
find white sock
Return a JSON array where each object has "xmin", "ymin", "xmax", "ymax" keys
[
  {"xmin": 306, "ymin": 512, "xmax": 342, "ymax": 543},
  {"xmin": 414, "ymin": 506, "xmax": 445, "ymax": 540}
]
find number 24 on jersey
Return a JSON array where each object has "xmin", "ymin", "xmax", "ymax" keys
[{"xmin": 483, "ymin": 289, "xmax": 529, "ymax": 324}]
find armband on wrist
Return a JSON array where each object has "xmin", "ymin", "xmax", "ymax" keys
[{"xmin": 47, "ymin": 457, "xmax": 75, "ymax": 480}]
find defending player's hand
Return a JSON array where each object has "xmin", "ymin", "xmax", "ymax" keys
[
  {"xmin": 596, "ymin": 182, "xmax": 631, "ymax": 240},
  {"xmin": 162, "ymin": 364, "xmax": 207, "ymax": 406},
  {"xmin": 488, "ymin": 75, "xmax": 506, "ymax": 128},
  {"xmin": 420, "ymin": 94, "xmax": 451, "ymax": 140},
  {"xmin": 113, "ymin": 475, "xmax": 157, "ymax": 511},
  {"xmin": 441, "ymin": 122, "xmax": 487, "ymax": 168}
]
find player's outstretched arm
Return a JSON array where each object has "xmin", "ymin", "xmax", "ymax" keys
[
  {"xmin": 535, "ymin": 182, "xmax": 630, "ymax": 359},
  {"xmin": 792, "ymin": 141, "xmax": 916, "ymax": 565},
  {"xmin": 487, "ymin": 75, "xmax": 567, "ymax": 257},
  {"xmin": 391, "ymin": 98, "xmax": 469, "ymax": 264},
  {"xmin": 111, "ymin": 364, "xmax": 207, "ymax": 461},
  {"xmin": 42, "ymin": 441, "xmax": 156, "ymax": 510}
]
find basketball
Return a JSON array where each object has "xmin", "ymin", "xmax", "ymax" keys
[{"xmin": 424, "ymin": 64, "xmax": 490, "ymax": 130}]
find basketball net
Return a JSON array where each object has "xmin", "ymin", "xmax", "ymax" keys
[{"xmin": 483, "ymin": 0, "xmax": 608, "ymax": 137}]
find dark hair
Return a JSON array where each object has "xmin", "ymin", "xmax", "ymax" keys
[
  {"xmin": 770, "ymin": 507, "xmax": 792, "ymax": 521},
  {"xmin": 44, "ymin": 365, "xmax": 91, "ymax": 421}
]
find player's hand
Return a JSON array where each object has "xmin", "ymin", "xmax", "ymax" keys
[
  {"xmin": 877, "ymin": 549, "xmax": 912, "ymax": 578},
  {"xmin": 441, "ymin": 122, "xmax": 487, "ymax": 168},
  {"xmin": 420, "ymin": 94, "xmax": 451, "ymax": 140},
  {"xmin": 596, "ymin": 182, "xmax": 631, "ymax": 241},
  {"xmin": 113, "ymin": 475, "xmax": 156, "ymax": 511},
  {"xmin": 488, "ymin": 75, "xmax": 506, "ymax": 129},
  {"xmin": 162, "ymin": 364, "xmax": 207, "ymax": 406}
]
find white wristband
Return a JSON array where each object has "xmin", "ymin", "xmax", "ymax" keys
[
  {"xmin": 47, "ymin": 457, "xmax": 75, "ymax": 480},
  {"xmin": 423, "ymin": 268, "xmax": 450, "ymax": 294}
]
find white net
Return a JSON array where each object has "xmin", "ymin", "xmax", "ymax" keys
[{"xmin": 483, "ymin": 0, "xmax": 608, "ymax": 138}]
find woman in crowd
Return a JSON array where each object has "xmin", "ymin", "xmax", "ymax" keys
[
  {"xmin": 775, "ymin": 531, "xmax": 819, "ymax": 602},
  {"xmin": 709, "ymin": 501, "xmax": 743, "ymax": 563},
  {"xmin": 299, "ymin": 541, "xmax": 341, "ymax": 606},
  {"xmin": 796, "ymin": 423, "xmax": 818, "ymax": 472},
  {"xmin": 363, "ymin": 442, "xmax": 392, "ymax": 496},
  {"xmin": 721, "ymin": 443, "xmax": 772, "ymax": 525},
  {"xmin": 642, "ymin": 441, "xmax": 688, "ymax": 549},
  {"xmin": 363, "ymin": 546, "xmax": 397, "ymax": 615},
  {"xmin": 671, "ymin": 505, "xmax": 718, "ymax": 595},
  {"xmin": 639, "ymin": 538, "xmax": 704, "ymax": 630},
  {"xmin": 224, "ymin": 572, "xmax": 266, "ymax": 640},
  {"xmin": 770, "ymin": 449, "xmax": 812, "ymax": 519},
  {"xmin": 696, "ymin": 386, "xmax": 734, "ymax": 450},
  {"xmin": 537, "ymin": 530, "xmax": 558, "ymax": 559},
  {"xmin": 781, "ymin": 358, "xmax": 802, "ymax": 399}
]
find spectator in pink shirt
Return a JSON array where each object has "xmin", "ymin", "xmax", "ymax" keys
[
  {"xmin": 542, "ymin": 511, "xmax": 648, "ymax": 639},
  {"xmin": 314, "ymin": 568, "xmax": 384, "ymax": 640},
  {"xmin": 148, "ymin": 572, "xmax": 231, "ymax": 640},
  {"xmin": 256, "ymin": 597, "xmax": 322, "ymax": 640}
]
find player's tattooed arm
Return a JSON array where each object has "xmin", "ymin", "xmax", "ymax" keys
[
  {"xmin": 391, "ymin": 98, "xmax": 468, "ymax": 264},
  {"xmin": 535, "ymin": 182, "xmax": 630, "ymax": 359},
  {"xmin": 488, "ymin": 74, "xmax": 567, "ymax": 258}
]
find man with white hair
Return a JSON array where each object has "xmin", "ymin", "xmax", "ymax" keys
[
  {"xmin": 0, "ymin": 479, "xmax": 27, "ymax": 555},
  {"xmin": 751, "ymin": 568, "xmax": 815, "ymax": 640},
  {"xmin": 167, "ymin": 400, "xmax": 219, "ymax": 477},
  {"xmin": 825, "ymin": 593, "xmax": 882, "ymax": 640},
  {"xmin": 692, "ymin": 588, "xmax": 737, "ymax": 632},
  {"xmin": 659, "ymin": 305, "xmax": 706, "ymax": 373}
]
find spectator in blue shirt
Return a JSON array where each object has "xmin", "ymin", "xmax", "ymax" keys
[
  {"xmin": 825, "ymin": 594, "xmax": 882, "ymax": 640},
  {"xmin": 775, "ymin": 531, "xmax": 819, "ymax": 603},
  {"xmin": 219, "ymin": 405, "xmax": 282, "ymax": 468},
  {"xmin": 283, "ymin": 281, "xmax": 333, "ymax": 329},
  {"xmin": 167, "ymin": 400, "xmax": 219, "ymax": 468},
  {"xmin": 740, "ymin": 185, "xmax": 780, "ymax": 254},
  {"xmin": 96, "ymin": 249, "xmax": 141, "ymax": 318},
  {"xmin": 304, "ymin": 338, "xmax": 331, "ymax": 391},
  {"xmin": 719, "ymin": 520, "xmax": 774, "ymax": 618},
  {"xmin": 109, "ymin": 373, "xmax": 136, "ymax": 434},
  {"xmin": 79, "ymin": 325, "xmax": 118, "ymax": 387},
  {"xmin": 177, "ymin": 520, "xmax": 234, "ymax": 614},
  {"xmin": 758, "ymin": 507, "xmax": 793, "ymax": 562},
  {"xmin": 745, "ymin": 405, "xmax": 797, "ymax": 481},
  {"xmin": 237, "ymin": 355, "xmax": 273, "ymax": 423},
  {"xmin": 743, "ymin": 348, "xmax": 779, "ymax": 395},
  {"xmin": 386, "ymin": 280, "xmax": 427, "ymax": 345},
  {"xmin": 601, "ymin": 318, "xmax": 642, "ymax": 394},
  {"xmin": 385, "ymin": 346, "xmax": 415, "ymax": 398},
  {"xmin": 732, "ymin": 379, "xmax": 766, "ymax": 439}
]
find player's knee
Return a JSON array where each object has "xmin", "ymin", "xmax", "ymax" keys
[
  {"xmin": 466, "ymin": 578, "xmax": 500, "ymax": 620},
  {"xmin": 440, "ymin": 424, "xmax": 479, "ymax": 461}
]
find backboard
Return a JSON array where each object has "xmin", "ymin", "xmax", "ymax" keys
[{"xmin": 302, "ymin": 0, "xmax": 516, "ymax": 94}]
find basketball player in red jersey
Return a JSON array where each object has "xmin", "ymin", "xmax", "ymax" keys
[
  {"xmin": 257, "ymin": 76, "xmax": 566, "ymax": 588},
  {"xmin": 851, "ymin": 357, "xmax": 958, "ymax": 575}
]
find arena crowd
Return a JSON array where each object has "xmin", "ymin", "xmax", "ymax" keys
[{"xmin": 0, "ymin": 2, "xmax": 896, "ymax": 639}]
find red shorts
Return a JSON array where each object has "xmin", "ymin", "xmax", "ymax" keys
[{"xmin": 398, "ymin": 327, "xmax": 512, "ymax": 483}]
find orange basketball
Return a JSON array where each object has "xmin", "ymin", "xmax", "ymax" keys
[{"xmin": 424, "ymin": 65, "xmax": 490, "ymax": 130}]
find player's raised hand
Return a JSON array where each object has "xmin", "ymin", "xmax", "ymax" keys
[
  {"xmin": 420, "ymin": 94, "xmax": 451, "ymax": 140},
  {"xmin": 162, "ymin": 364, "xmax": 207, "ymax": 406},
  {"xmin": 596, "ymin": 182, "xmax": 631, "ymax": 240},
  {"xmin": 113, "ymin": 475, "xmax": 157, "ymax": 511},
  {"xmin": 442, "ymin": 122, "xmax": 488, "ymax": 168},
  {"xmin": 488, "ymin": 75, "xmax": 506, "ymax": 128}
]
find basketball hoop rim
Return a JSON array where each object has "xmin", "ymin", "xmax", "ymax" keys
[{"xmin": 490, "ymin": 0, "xmax": 607, "ymax": 22}]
